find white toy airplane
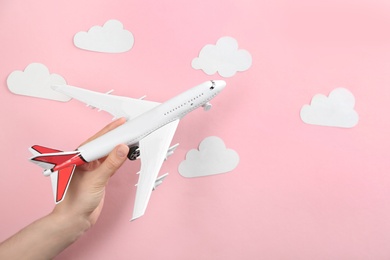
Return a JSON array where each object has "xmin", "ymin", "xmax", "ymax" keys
[{"xmin": 29, "ymin": 80, "xmax": 226, "ymax": 220}]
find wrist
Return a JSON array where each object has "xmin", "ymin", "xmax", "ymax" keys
[
  {"xmin": 0, "ymin": 210, "xmax": 92, "ymax": 260},
  {"xmin": 49, "ymin": 209, "xmax": 91, "ymax": 244}
]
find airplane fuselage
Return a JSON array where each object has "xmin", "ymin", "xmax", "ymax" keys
[{"xmin": 77, "ymin": 80, "xmax": 225, "ymax": 163}]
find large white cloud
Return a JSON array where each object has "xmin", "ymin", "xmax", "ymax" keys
[
  {"xmin": 179, "ymin": 136, "xmax": 239, "ymax": 178},
  {"xmin": 192, "ymin": 36, "xmax": 252, "ymax": 78},
  {"xmin": 300, "ymin": 88, "xmax": 359, "ymax": 128},
  {"xmin": 7, "ymin": 63, "xmax": 70, "ymax": 102},
  {"xmin": 74, "ymin": 19, "xmax": 134, "ymax": 53}
]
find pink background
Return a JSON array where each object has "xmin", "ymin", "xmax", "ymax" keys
[{"xmin": 1, "ymin": 0, "xmax": 390, "ymax": 259}]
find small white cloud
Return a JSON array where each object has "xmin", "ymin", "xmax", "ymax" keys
[
  {"xmin": 179, "ymin": 136, "xmax": 239, "ymax": 178},
  {"xmin": 7, "ymin": 63, "xmax": 70, "ymax": 102},
  {"xmin": 74, "ymin": 19, "xmax": 134, "ymax": 53},
  {"xmin": 192, "ymin": 36, "xmax": 252, "ymax": 78},
  {"xmin": 300, "ymin": 88, "xmax": 359, "ymax": 128}
]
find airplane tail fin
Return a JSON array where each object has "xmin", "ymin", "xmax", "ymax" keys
[
  {"xmin": 29, "ymin": 145, "xmax": 80, "ymax": 203},
  {"xmin": 50, "ymin": 165, "xmax": 76, "ymax": 203},
  {"xmin": 29, "ymin": 145, "xmax": 79, "ymax": 171}
]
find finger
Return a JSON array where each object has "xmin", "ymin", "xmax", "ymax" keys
[
  {"xmin": 79, "ymin": 117, "xmax": 127, "ymax": 147},
  {"xmin": 93, "ymin": 144, "xmax": 129, "ymax": 187}
]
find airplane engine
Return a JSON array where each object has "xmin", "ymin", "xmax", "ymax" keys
[{"xmin": 202, "ymin": 102, "xmax": 212, "ymax": 111}]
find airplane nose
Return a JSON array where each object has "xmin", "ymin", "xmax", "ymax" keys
[{"xmin": 213, "ymin": 80, "xmax": 226, "ymax": 90}]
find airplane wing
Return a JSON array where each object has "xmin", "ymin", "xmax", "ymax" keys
[
  {"xmin": 131, "ymin": 119, "xmax": 180, "ymax": 221},
  {"xmin": 52, "ymin": 84, "xmax": 160, "ymax": 119}
]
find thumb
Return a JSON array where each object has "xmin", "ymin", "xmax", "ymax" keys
[{"xmin": 95, "ymin": 144, "xmax": 129, "ymax": 186}]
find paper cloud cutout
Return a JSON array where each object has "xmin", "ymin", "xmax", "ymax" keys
[
  {"xmin": 74, "ymin": 19, "xmax": 134, "ymax": 53},
  {"xmin": 179, "ymin": 136, "xmax": 239, "ymax": 178},
  {"xmin": 192, "ymin": 36, "xmax": 252, "ymax": 78},
  {"xmin": 300, "ymin": 88, "xmax": 359, "ymax": 128},
  {"xmin": 7, "ymin": 63, "xmax": 70, "ymax": 102}
]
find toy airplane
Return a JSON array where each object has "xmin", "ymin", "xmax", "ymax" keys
[{"xmin": 29, "ymin": 80, "xmax": 226, "ymax": 220}]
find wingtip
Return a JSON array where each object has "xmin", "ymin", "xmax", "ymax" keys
[{"xmin": 130, "ymin": 213, "xmax": 144, "ymax": 222}]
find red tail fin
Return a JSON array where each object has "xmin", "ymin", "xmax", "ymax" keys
[
  {"xmin": 51, "ymin": 165, "xmax": 76, "ymax": 203},
  {"xmin": 29, "ymin": 145, "xmax": 83, "ymax": 203}
]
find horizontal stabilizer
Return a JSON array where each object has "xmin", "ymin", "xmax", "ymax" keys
[
  {"xmin": 29, "ymin": 145, "xmax": 62, "ymax": 156},
  {"xmin": 29, "ymin": 146, "xmax": 80, "ymax": 171},
  {"xmin": 31, "ymin": 151, "xmax": 79, "ymax": 166}
]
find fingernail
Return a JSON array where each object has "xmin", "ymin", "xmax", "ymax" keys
[{"xmin": 117, "ymin": 145, "xmax": 128, "ymax": 158}]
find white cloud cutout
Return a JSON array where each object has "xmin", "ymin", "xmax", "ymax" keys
[
  {"xmin": 179, "ymin": 136, "xmax": 239, "ymax": 178},
  {"xmin": 74, "ymin": 19, "xmax": 134, "ymax": 53},
  {"xmin": 192, "ymin": 36, "xmax": 252, "ymax": 78},
  {"xmin": 300, "ymin": 88, "xmax": 359, "ymax": 128},
  {"xmin": 7, "ymin": 63, "xmax": 70, "ymax": 102}
]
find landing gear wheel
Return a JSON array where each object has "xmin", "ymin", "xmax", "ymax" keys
[{"xmin": 128, "ymin": 146, "xmax": 140, "ymax": 160}]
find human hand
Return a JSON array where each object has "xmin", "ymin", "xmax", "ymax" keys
[
  {"xmin": 0, "ymin": 118, "xmax": 130, "ymax": 260},
  {"xmin": 52, "ymin": 118, "xmax": 129, "ymax": 228}
]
